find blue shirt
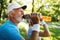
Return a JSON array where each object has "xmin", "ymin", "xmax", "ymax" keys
[{"xmin": 0, "ymin": 20, "xmax": 23, "ymax": 40}]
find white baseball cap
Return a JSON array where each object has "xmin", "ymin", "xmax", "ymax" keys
[{"xmin": 7, "ymin": 2, "xmax": 27, "ymax": 13}]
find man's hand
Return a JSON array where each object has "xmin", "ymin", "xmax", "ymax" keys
[
  {"xmin": 30, "ymin": 14, "xmax": 40, "ymax": 25},
  {"xmin": 39, "ymin": 24, "xmax": 50, "ymax": 37}
]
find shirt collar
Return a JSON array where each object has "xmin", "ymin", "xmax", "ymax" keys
[{"xmin": 7, "ymin": 20, "xmax": 17, "ymax": 26}]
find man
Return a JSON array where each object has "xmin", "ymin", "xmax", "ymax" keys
[
  {"xmin": 0, "ymin": 2, "xmax": 27, "ymax": 40},
  {"xmin": 28, "ymin": 12, "xmax": 50, "ymax": 40}
]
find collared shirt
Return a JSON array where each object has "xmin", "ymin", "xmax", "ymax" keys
[{"xmin": 0, "ymin": 20, "xmax": 23, "ymax": 40}]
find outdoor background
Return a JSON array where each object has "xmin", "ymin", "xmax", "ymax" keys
[{"xmin": 0, "ymin": 0, "xmax": 60, "ymax": 40}]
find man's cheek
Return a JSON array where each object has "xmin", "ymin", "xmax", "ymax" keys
[{"xmin": 16, "ymin": 12, "xmax": 21, "ymax": 17}]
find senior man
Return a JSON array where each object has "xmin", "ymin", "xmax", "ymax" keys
[{"xmin": 0, "ymin": 2, "xmax": 27, "ymax": 40}]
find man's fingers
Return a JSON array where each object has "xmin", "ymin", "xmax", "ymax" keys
[{"xmin": 30, "ymin": 15, "xmax": 40, "ymax": 24}]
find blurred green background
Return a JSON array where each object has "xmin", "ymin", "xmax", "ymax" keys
[{"xmin": 0, "ymin": 0, "xmax": 60, "ymax": 40}]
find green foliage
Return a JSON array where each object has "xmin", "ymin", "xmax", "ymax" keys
[
  {"xmin": 0, "ymin": 0, "xmax": 8, "ymax": 21},
  {"xmin": 19, "ymin": 27, "xmax": 28, "ymax": 40},
  {"xmin": 33, "ymin": 0, "xmax": 60, "ymax": 22},
  {"xmin": 49, "ymin": 27, "xmax": 60, "ymax": 40}
]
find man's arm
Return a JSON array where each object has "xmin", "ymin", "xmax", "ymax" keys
[
  {"xmin": 30, "ymin": 31, "xmax": 39, "ymax": 40},
  {"xmin": 29, "ymin": 15, "xmax": 40, "ymax": 40},
  {"xmin": 39, "ymin": 24, "xmax": 50, "ymax": 37},
  {"xmin": 39, "ymin": 18, "xmax": 50, "ymax": 37},
  {"xmin": 29, "ymin": 13, "xmax": 50, "ymax": 40},
  {"xmin": 30, "ymin": 24, "xmax": 50, "ymax": 40}
]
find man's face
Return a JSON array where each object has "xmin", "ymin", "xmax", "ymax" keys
[
  {"xmin": 13, "ymin": 8, "xmax": 24, "ymax": 18},
  {"xmin": 12, "ymin": 8, "xmax": 24, "ymax": 22}
]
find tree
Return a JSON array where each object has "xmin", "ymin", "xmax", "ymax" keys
[
  {"xmin": 32, "ymin": 0, "xmax": 34, "ymax": 12},
  {"xmin": 0, "ymin": 0, "xmax": 12, "ymax": 24},
  {"xmin": 34, "ymin": 0, "xmax": 60, "ymax": 21}
]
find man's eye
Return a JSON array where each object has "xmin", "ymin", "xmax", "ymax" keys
[{"xmin": 20, "ymin": 11, "xmax": 22, "ymax": 12}]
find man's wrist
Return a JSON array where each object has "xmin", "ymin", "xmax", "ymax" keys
[
  {"xmin": 32, "ymin": 24, "xmax": 40, "ymax": 32},
  {"xmin": 41, "ymin": 20, "xmax": 46, "ymax": 25}
]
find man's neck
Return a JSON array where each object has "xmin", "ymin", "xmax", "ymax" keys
[{"xmin": 8, "ymin": 17, "xmax": 19, "ymax": 25}]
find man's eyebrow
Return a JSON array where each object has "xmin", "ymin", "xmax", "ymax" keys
[{"xmin": 13, "ymin": 8, "xmax": 19, "ymax": 10}]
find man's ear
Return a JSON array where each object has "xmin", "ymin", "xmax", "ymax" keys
[{"xmin": 9, "ymin": 11, "xmax": 14, "ymax": 17}]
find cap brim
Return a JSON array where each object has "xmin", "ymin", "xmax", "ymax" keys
[{"xmin": 21, "ymin": 5, "xmax": 27, "ymax": 10}]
